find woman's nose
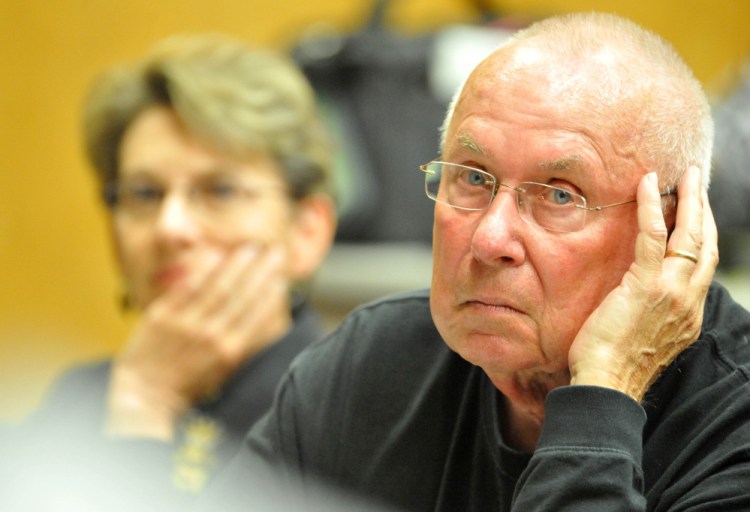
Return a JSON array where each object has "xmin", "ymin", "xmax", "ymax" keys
[{"xmin": 154, "ymin": 191, "xmax": 202, "ymax": 244}]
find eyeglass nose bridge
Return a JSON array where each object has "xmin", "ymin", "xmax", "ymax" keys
[
  {"xmin": 486, "ymin": 180, "xmax": 530, "ymax": 216},
  {"xmin": 155, "ymin": 186, "xmax": 207, "ymax": 226},
  {"xmin": 140, "ymin": 185, "xmax": 228, "ymax": 231}
]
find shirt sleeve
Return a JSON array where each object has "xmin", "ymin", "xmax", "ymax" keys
[{"xmin": 512, "ymin": 385, "xmax": 647, "ymax": 512}]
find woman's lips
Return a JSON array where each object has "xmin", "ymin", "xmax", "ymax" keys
[{"xmin": 152, "ymin": 266, "xmax": 188, "ymax": 288}]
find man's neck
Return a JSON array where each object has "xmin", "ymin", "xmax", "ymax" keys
[
  {"xmin": 490, "ymin": 370, "xmax": 570, "ymax": 452},
  {"xmin": 499, "ymin": 394, "xmax": 543, "ymax": 453}
]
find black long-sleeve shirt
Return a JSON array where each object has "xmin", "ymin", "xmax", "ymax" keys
[{"xmin": 210, "ymin": 282, "xmax": 750, "ymax": 511}]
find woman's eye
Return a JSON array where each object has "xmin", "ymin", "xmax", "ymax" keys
[
  {"xmin": 128, "ymin": 185, "xmax": 164, "ymax": 204},
  {"xmin": 204, "ymin": 182, "xmax": 242, "ymax": 201}
]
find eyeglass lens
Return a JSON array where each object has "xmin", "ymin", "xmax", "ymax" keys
[
  {"xmin": 423, "ymin": 162, "xmax": 588, "ymax": 232},
  {"xmin": 108, "ymin": 176, "xmax": 268, "ymax": 223}
]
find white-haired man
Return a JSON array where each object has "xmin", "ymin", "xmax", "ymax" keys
[{"xmin": 206, "ymin": 12, "xmax": 749, "ymax": 511}]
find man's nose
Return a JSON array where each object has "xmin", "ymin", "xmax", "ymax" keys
[{"xmin": 470, "ymin": 189, "xmax": 526, "ymax": 266}]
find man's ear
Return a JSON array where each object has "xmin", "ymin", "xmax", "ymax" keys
[{"xmin": 287, "ymin": 194, "xmax": 337, "ymax": 280}]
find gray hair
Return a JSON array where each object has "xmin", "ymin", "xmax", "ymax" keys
[
  {"xmin": 83, "ymin": 33, "xmax": 333, "ymax": 200},
  {"xmin": 440, "ymin": 12, "xmax": 713, "ymax": 189}
]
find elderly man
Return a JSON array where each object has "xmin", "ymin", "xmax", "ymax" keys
[{"xmin": 206, "ymin": 12, "xmax": 750, "ymax": 512}]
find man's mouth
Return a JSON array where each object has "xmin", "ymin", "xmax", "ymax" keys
[{"xmin": 465, "ymin": 300, "xmax": 525, "ymax": 316}]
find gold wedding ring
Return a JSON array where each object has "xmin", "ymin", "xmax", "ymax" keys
[{"xmin": 665, "ymin": 249, "xmax": 699, "ymax": 263}]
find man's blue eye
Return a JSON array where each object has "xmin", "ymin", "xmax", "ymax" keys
[
  {"xmin": 551, "ymin": 188, "xmax": 573, "ymax": 205},
  {"xmin": 465, "ymin": 170, "xmax": 486, "ymax": 186}
]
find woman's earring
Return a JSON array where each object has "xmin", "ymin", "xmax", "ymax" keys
[{"xmin": 119, "ymin": 285, "xmax": 134, "ymax": 310}]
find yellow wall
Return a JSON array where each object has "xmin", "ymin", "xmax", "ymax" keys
[{"xmin": 2, "ymin": 0, "xmax": 749, "ymax": 421}]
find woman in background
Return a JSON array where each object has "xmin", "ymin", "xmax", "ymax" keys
[{"xmin": 5, "ymin": 33, "xmax": 337, "ymax": 509}]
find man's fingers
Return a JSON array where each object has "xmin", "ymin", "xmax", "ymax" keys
[
  {"xmin": 692, "ymin": 187, "xmax": 719, "ymax": 287},
  {"xmin": 663, "ymin": 166, "xmax": 703, "ymax": 281},
  {"xmin": 633, "ymin": 172, "xmax": 669, "ymax": 279}
]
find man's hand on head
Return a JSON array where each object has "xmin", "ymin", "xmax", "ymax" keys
[{"xmin": 568, "ymin": 166, "xmax": 718, "ymax": 401}]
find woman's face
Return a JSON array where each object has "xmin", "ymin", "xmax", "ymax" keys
[{"xmin": 112, "ymin": 106, "xmax": 303, "ymax": 309}]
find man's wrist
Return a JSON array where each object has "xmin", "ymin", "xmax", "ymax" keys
[{"xmin": 570, "ymin": 368, "xmax": 648, "ymax": 402}]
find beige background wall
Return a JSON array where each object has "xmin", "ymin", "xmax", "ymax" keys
[{"xmin": 2, "ymin": 0, "xmax": 749, "ymax": 421}]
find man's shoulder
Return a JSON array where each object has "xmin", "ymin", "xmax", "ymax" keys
[
  {"xmin": 703, "ymin": 281, "xmax": 750, "ymax": 368},
  {"xmin": 289, "ymin": 288, "xmax": 442, "ymax": 378},
  {"xmin": 264, "ymin": 289, "xmax": 465, "ymax": 474},
  {"xmin": 349, "ymin": 288, "xmax": 432, "ymax": 320},
  {"xmin": 638, "ymin": 282, "xmax": 750, "ymax": 504},
  {"xmin": 329, "ymin": 288, "xmax": 435, "ymax": 346},
  {"xmin": 646, "ymin": 280, "xmax": 750, "ymax": 417}
]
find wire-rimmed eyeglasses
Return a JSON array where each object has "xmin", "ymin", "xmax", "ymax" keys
[{"xmin": 420, "ymin": 160, "xmax": 673, "ymax": 233}]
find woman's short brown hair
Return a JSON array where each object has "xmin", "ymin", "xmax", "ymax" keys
[{"xmin": 83, "ymin": 33, "xmax": 333, "ymax": 200}]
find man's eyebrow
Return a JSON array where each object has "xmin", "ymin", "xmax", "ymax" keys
[
  {"xmin": 456, "ymin": 131, "xmax": 486, "ymax": 156},
  {"xmin": 452, "ymin": 135, "xmax": 588, "ymax": 173},
  {"xmin": 538, "ymin": 154, "xmax": 587, "ymax": 171}
]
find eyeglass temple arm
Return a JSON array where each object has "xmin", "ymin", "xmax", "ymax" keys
[{"xmin": 578, "ymin": 189, "xmax": 676, "ymax": 212}]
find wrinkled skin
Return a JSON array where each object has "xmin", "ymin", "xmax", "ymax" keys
[{"xmin": 430, "ymin": 47, "xmax": 717, "ymax": 451}]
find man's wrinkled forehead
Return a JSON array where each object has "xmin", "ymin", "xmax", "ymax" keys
[{"xmin": 454, "ymin": 130, "xmax": 591, "ymax": 175}]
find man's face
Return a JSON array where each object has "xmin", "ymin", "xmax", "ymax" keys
[
  {"xmin": 113, "ymin": 106, "xmax": 299, "ymax": 309},
  {"xmin": 430, "ymin": 52, "xmax": 645, "ymax": 394}
]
